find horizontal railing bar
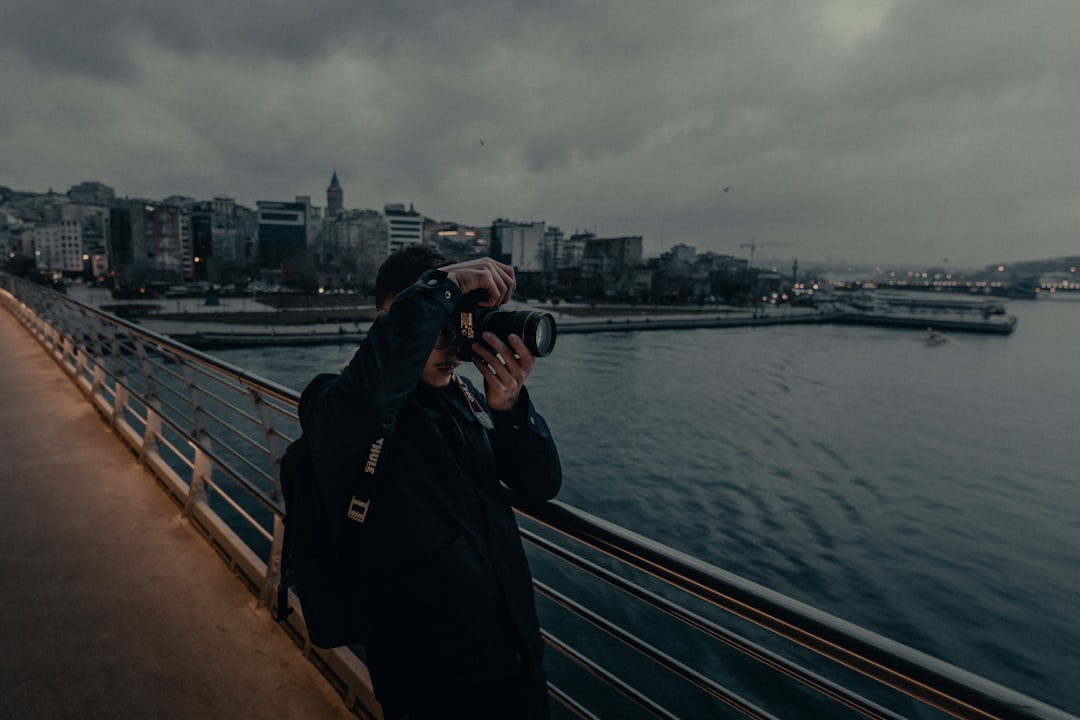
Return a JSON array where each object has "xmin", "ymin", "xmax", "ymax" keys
[
  {"xmin": 119, "ymin": 394, "xmax": 280, "ymax": 516},
  {"xmin": 518, "ymin": 500, "xmax": 1076, "ymax": 720},
  {"xmin": 201, "ymin": 475, "xmax": 274, "ymax": 543},
  {"xmin": 522, "ymin": 527, "xmax": 905, "ymax": 720},
  {"xmin": 144, "ymin": 355, "xmax": 188, "ymax": 386},
  {"xmin": 153, "ymin": 430, "xmax": 195, "ymax": 471},
  {"xmin": 535, "ymin": 579, "xmax": 777, "ymax": 720},
  {"xmin": 548, "ymin": 683, "xmax": 602, "ymax": 720},
  {"xmin": 199, "ymin": 426, "xmax": 273, "ymax": 479},
  {"xmin": 12, "ymin": 281, "xmax": 299, "ymax": 405},
  {"xmin": 185, "ymin": 437, "xmax": 280, "ymax": 516},
  {"xmin": 199, "ymin": 407, "xmax": 269, "ymax": 455},
  {"xmin": 541, "ymin": 630, "xmax": 682, "ymax": 720},
  {"xmin": 150, "ymin": 393, "xmax": 193, "ymax": 428},
  {"xmin": 94, "ymin": 365, "xmax": 282, "ymax": 517},
  {"xmin": 193, "ymin": 389, "xmax": 265, "ymax": 430}
]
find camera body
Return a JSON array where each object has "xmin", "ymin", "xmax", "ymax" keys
[{"xmin": 454, "ymin": 291, "xmax": 557, "ymax": 360}]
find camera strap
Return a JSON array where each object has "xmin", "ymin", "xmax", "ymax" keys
[{"xmin": 454, "ymin": 374, "xmax": 495, "ymax": 430}]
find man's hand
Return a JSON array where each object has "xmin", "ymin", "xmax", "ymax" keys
[
  {"xmin": 442, "ymin": 258, "xmax": 516, "ymax": 307},
  {"xmin": 471, "ymin": 332, "xmax": 534, "ymax": 413}
]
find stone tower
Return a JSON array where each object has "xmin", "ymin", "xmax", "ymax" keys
[{"xmin": 326, "ymin": 171, "xmax": 344, "ymax": 217}]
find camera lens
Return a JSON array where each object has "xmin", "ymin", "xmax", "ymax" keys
[
  {"xmin": 476, "ymin": 310, "xmax": 557, "ymax": 358},
  {"xmin": 520, "ymin": 312, "xmax": 556, "ymax": 357},
  {"xmin": 491, "ymin": 310, "xmax": 557, "ymax": 357}
]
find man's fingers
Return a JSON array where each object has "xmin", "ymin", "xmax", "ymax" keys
[
  {"xmin": 475, "ymin": 334, "xmax": 533, "ymax": 382},
  {"xmin": 444, "ymin": 258, "xmax": 517, "ymax": 305}
]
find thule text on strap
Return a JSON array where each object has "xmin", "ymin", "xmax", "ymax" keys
[{"xmin": 364, "ymin": 437, "xmax": 384, "ymax": 475}]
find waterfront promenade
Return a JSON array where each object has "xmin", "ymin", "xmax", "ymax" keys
[{"xmin": 0, "ymin": 308, "xmax": 355, "ymax": 719}]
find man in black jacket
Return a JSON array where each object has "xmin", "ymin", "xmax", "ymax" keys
[{"xmin": 299, "ymin": 247, "xmax": 562, "ymax": 719}]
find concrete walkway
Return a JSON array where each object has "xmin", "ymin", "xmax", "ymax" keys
[{"xmin": 0, "ymin": 307, "xmax": 356, "ymax": 719}]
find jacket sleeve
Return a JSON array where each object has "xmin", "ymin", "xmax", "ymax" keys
[
  {"xmin": 489, "ymin": 385, "xmax": 562, "ymax": 502},
  {"xmin": 299, "ymin": 269, "xmax": 462, "ymax": 464}
]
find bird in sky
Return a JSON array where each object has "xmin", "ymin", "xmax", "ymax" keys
[
  {"xmin": 480, "ymin": 139, "xmax": 485, "ymax": 146},
  {"xmin": 723, "ymin": 185, "xmax": 733, "ymax": 192}
]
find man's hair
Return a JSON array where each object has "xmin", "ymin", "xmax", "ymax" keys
[{"xmin": 374, "ymin": 245, "xmax": 454, "ymax": 310}]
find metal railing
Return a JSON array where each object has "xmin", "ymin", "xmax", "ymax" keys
[{"xmin": 1, "ymin": 274, "xmax": 1074, "ymax": 720}]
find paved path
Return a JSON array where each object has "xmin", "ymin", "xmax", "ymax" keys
[{"xmin": 0, "ymin": 306, "xmax": 356, "ymax": 719}]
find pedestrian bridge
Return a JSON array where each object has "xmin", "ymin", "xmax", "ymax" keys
[{"xmin": 0, "ymin": 274, "xmax": 1073, "ymax": 720}]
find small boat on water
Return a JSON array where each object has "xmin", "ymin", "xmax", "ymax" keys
[{"xmin": 921, "ymin": 327, "xmax": 951, "ymax": 346}]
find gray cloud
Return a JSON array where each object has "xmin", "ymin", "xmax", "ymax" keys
[{"xmin": 3, "ymin": 0, "xmax": 1079, "ymax": 267}]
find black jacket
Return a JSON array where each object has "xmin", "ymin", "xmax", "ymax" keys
[{"xmin": 298, "ymin": 269, "xmax": 561, "ymax": 705}]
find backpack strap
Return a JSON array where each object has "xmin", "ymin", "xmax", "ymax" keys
[
  {"xmin": 275, "ymin": 436, "xmax": 308, "ymax": 623},
  {"xmin": 346, "ymin": 436, "xmax": 386, "ymax": 524},
  {"xmin": 275, "ymin": 431, "xmax": 389, "ymax": 625}
]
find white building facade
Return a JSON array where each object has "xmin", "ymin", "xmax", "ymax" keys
[
  {"xmin": 384, "ymin": 203, "xmax": 423, "ymax": 253},
  {"xmin": 34, "ymin": 220, "xmax": 83, "ymax": 273}
]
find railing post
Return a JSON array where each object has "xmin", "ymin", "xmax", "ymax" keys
[
  {"xmin": 91, "ymin": 361, "xmax": 107, "ymax": 399},
  {"xmin": 186, "ymin": 441, "xmax": 212, "ymax": 519},
  {"xmin": 133, "ymin": 336, "xmax": 159, "ymax": 404},
  {"xmin": 181, "ymin": 359, "xmax": 212, "ymax": 518},
  {"xmin": 59, "ymin": 334, "xmax": 75, "ymax": 369},
  {"xmin": 251, "ymin": 388, "xmax": 288, "ymax": 610},
  {"xmin": 253, "ymin": 390, "xmax": 289, "ymax": 503},
  {"xmin": 133, "ymin": 337, "xmax": 163, "ymax": 466},
  {"xmin": 105, "ymin": 323, "xmax": 128, "ymax": 403},
  {"xmin": 74, "ymin": 345, "xmax": 87, "ymax": 381},
  {"xmin": 111, "ymin": 382, "xmax": 129, "ymax": 429},
  {"xmin": 261, "ymin": 514, "xmax": 287, "ymax": 613},
  {"xmin": 140, "ymin": 405, "xmax": 162, "ymax": 463}
]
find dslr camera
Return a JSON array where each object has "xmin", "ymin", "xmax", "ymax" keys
[{"xmin": 453, "ymin": 290, "xmax": 557, "ymax": 360}]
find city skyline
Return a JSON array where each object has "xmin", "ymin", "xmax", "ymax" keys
[
  {"xmin": 3, "ymin": 1, "xmax": 1079, "ymax": 268},
  {"xmin": 4, "ymin": 175, "xmax": 1078, "ymax": 277}
]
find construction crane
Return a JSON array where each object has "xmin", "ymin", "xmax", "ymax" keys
[{"xmin": 738, "ymin": 239, "xmax": 800, "ymax": 267}]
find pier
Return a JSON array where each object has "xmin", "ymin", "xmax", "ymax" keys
[
  {"xmin": 57, "ymin": 285, "xmax": 1020, "ymax": 350},
  {"xmin": 132, "ymin": 305, "xmax": 1016, "ymax": 350}
]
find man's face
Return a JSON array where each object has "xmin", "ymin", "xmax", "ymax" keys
[
  {"xmin": 377, "ymin": 300, "xmax": 461, "ymax": 388},
  {"xmin": 420, "ymin": 322, "xmax": 460, "ymax": 387}
]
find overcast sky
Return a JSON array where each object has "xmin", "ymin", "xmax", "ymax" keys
[{"xmin": 3, "ymin": 0, "xmax": 1078, "ymax": 269}]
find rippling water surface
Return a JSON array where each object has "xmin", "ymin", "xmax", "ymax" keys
[{"xmin": 214, "ymin": 298, "xmax": 1080, "ymax": 715}]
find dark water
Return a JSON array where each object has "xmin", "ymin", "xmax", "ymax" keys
[{"xmin": 213, "ymin": 298, "xmax": 1080, "ymax": 715}]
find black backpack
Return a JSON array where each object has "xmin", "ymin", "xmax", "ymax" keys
[{"xmin": 277, "ymin": 432, "xmax": 386, "ymax": 648}]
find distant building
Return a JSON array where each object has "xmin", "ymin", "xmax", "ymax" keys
[
  {"xmin": 324, "ymin": 209, "xmax": 390, "ymax": 291},
  {"xmin": 145, "ymin": 202, "xmax": 185, "ymax": 284},
  {"xmin": 67, "ymin": 181, "xmax": 115, "ymax": 206},
  {"xmin": 206, "ymin": 197, "xmax": 252, "ymax": 285},
  {"xmin": 34, "ymin": 220, "xmax": 83, "ymax": 273},
  {"xmin": 654, "ymin": 244, "xmax": 696, "ymax": 301},
  {"xmin": 426, "ymin": 221, "xmax": 489, "ymax": 261},
  {"xmin": 543, "ymin": 225, "xmax": 565, "ymax": 271},
  {"xmin": 384, "ymin": 203, "xmax": 423, "ymax": 253},
  {"xmin": 755, "ymin": 271, "xmax": 786, "ymax": 301},
  {"xmin": 62, "ymin": 203, "xmax": 109, "ymax": 279},
  {"xmin": 581, "ymin": 235, "xmax": 644, "ymax": 298},
  {"xmin": 295, "ymin": 195, "xmax": 322, "ymax": 248},
  {"xmin": 190, "ymin": 203, "xmax": 214, "ymax": 283},
  {"xmin": 256, "ymin": 200, "xmax": 308, "ymax": 274},
  {"xmin": 107, "ymin": 201, "xmax": 144, "ymax": 285},
  {"xmin": 326, "ymin": 172, "xmax": 344, "ymax": 218},
  {"xmin": 491, "ymin": 219, "xmax": 546, "ymax": 272},
  {"xmin": 665, "ymin": 243, "xmax": 697, "ymax": 266},
  {"xmin": 210, "ymin": 197, "xmax": 241, "ymax": 266},
  {"xmin": 560, "ymin": 232, "xmax": 590, "ymax": 269}
]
